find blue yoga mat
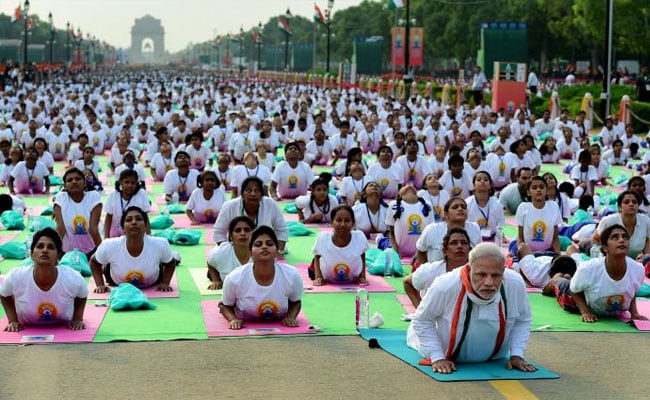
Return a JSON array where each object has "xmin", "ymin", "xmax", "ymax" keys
[{"xmin": 358, "ymin": 328, "xmax": 559, "ymax": 382}]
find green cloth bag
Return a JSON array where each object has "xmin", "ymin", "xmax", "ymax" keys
[
  {"xmin": 172, "ymin": 229, "xmax": 203, "ymax": 245},
  {"xmin": 368, "ymin": 248, "xmax": 404, "ymax": 277},
  {"xmin": 59, "ymin": 249, "xmax": 91, "ymax": 276},
  {"xmin": 568, "ymin": 209, "xmax": 594, "ymax": 226},
  {"xmin": 0, "ymin": 241, "xmax": 27, "ymax": 259},
  {"xmin": 559, "ymin": 235, "xmax": 572, "ymax": 252},
  {"xmin": 636, "ymin": 283, "xmax": 650, "ymax": 297},
  {"xmin": 40, "ymin": 205, "xmax": 53, "ymax": 216},
  {"xmin": 166, "ymin": 204, "xmax": 185, "ymax": 214},
  {"xmin": 27, "ymin": 216, "xmax": 56, "ymax": 232},
  {"xmin": 152, "ymin": 229, "xmax": 176, "ymax": 243},
  {"xmin": 49, "ymin": 175, "xmax": 63, "ymax": 186},
  {"xmin": 0, "ymin": 210, "xmax": 25, "ymax": 230},
  {"xmin": 284, "ymin": 203, "xmax": 298, "ymax": 214},
  {"xmin": 109, "ymin": 283, "xmax": 157, "ymax": 311},
  {"xmin": 150, "ymin": 215, "xmax": 174, "ymax": 230},
  {"xmin": 286, "ymin": 221, "xmax": 315, "ymax": 237}
]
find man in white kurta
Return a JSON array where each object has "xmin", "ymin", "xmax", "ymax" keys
[{"xmin": 408, "ymin": 243, "xmax": 536, "ymax": 374}]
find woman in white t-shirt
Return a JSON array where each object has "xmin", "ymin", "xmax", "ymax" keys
[
  {"xmin": 9, "ymin": 147, "xmax": 50, "ymax": 195},
  {"xmin": 367, "ymin": 145, "xmax": 403, "ymax": 200},
  {"xmin": 386, "ymin": 185, "xmax": 434, "ymax": 258},
  {"xmin": 353, "ymin": 181, "xmax": 389, "ymax": 238},
  {"xmin": 186, "ymin": 170, "xmax": 226, "ymax": 225},
  {"xmin": 0, "ymin": 228, "xmax": 87, "ymax": 332},
  {"xmin": 163, "ymin": 151, "xmax": 199, "ymax": 202},
  {"xmin": 571, "ymin": 224, "xmax": 647, "ymax": 322},
  {"xmin": 311, "ymin": 205, "xmax": 369, "ymax": 285},
  {"xmin": 339, "ymin": 161, "xmax": 369, "ymax": 207},
  {"xmin": 231, "ymin": 151, "xmax": 272, "ymax": 198},
  {"xmin": 594, "ymin": 191, "xmax": 650, "ymax": 259},
  {"xmin": 219, "ymin": 226, "xmax": 303, "ymax": 329},
  {"xmin": 104, "ymin": 169, "xmax": 151, "ymax": 238},
  {"xmin": 466, "ymin": 171, "xmax": 505, "ymax": 239},
  {"xmin": 0, "ymin": 146, "xmax": 22, "ymax": 186},
  {"xmin": 417, "ymin": 173, "xmax": 450, "ymax": 223},
  {"xmin": 53, "ymin": 167, "xmax": 102, "ymax": 255},
  {"xmin": 570, "ymin": 150, "xmax": 598, "ymax": 198},
  {"xmin": 206, "ymin": 216, "xmax": 255, "ymax": 290},
  {"xmin": 515, "ymin": 176, "xmax": 562, "ymax": 254},
  {"xmin": 90, "ymin": 207, "xmax": 177, "ymax": 293},
  {"xmin": 149, "ymin": 139, "xmax": 175, "ymax": 181},
  {"xmin": 295, "ymin": 174, "xmax": 339, "ymax": 224}
]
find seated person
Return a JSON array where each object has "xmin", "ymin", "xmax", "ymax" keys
[
  {"xmin": 408, "ymin": 243, "xmax": 536, "ymax": 374},
  {"xmin": 219, "ymin": 226, "xmax": 303, "ymax": 330},
  {"xmin": 8, "ymin": 146, "xmax": 50, "ymax": 195},
  {"xmin": 310, "ymin": 205, "xmax": 369, "ymax": 285},
  {"xmin": 0, "ymin": 228, "xmax": 87, "ymax": 332},
  {"xmin": 90, "ymin": 207, "xmax": 178, "ymax": 293},
  {"xmin": 270, "ymin": 141, "xmax": 314, "ymax": 200},
  {"xmin": 206, "ymin": 216, "xmax": 255, "ymax": 290},
  {"xmin": 514, "ymin": 176, "xmax": 561, "ymax": 254},
  {"xmin": 186, "ymin": 170, "xmax": 227, "ymax": 225},
  {"xmin": 516, "ymin": 243, "xmax": 582, "ymax": 288},
  {"xmin": 295, "ymin": 173, "xmax": 338, "ymax": 224},
  {"xmin": 0, "ymin": 193, "xmax": 26, "ymax": 215}
]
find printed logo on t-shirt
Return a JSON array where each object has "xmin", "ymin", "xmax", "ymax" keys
[
  {"xmin": 409, "ymin": 169, "xmax": 416, "ymax": 182},
  {"xmin": 257, "ymin": 300, "xmax": 280, "ymax": 319},
  {"xmin": 93, "ymin": 137, "xmax": 100, "ymax": 145},
  {"xmin": 605, "ymin": 294, "xmax": 625, "ymax": 312},
  {"xmin": 379, "ymin": 178, "xmax": 390, "ymax": 192},
  {"xmin": 55, "ymin": 143, "xmax": 62, "ymax": 154},
  {"xmin": 477, "ymin": 217, "xmax": 487, "ymax": 228},
  {"xmin": 124, "ymin": 270, "xmax": 146, "ymax": 287},
  {"xmin": 498, "ymin": 160, "xmax": 506, "ymax": 176},
  {"xmin": 30, "ymin": 176, "xmax": 38, "ymax": 187},
  {"xmin": 531, "ymin": 220, "xmax": 547, "ymax": 242},
  {"xmin": 407, "ymin": 214, "xmax": 423, "ymax": 235},
  {"xmin": 451, "ymin": 186, "xmax": 462, "ymax": 197},
  {"xmin": 193, "ymin": 158, "xmax": 203, "ymax": 167},
  {"xmin": 288, "ymin": 175, "xmax": 298, "ymax": 189},
  {"xmin": 177, "ymin": 184, "xmax": 187, "ymax": 199},
  {"xmin": 72, "ymin": 215, "xmax": 88, "ymax": 234},
  {"xmin": 333, "ymin": 263, "xmax": 351, "ymax": 281},
  {"xmin": 37, "ymin": 302, "xmax": 58, "ymax": 321},
  {"xmin": 432, "ymin": 205, "xmax": 443, "ymax": 222},
  {"xmin": 204, "ymin": 209, "xmax": 216, "ymax": 223}
]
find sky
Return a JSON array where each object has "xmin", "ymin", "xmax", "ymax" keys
[{"xmin": 1, "ymin": 0, "xmax": 367, "ymax": 53}]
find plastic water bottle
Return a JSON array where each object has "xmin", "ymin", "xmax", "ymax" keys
[
  {"xmin": 587, "ymin": 206, "xmax": 594, "ymax": 216},
  {"xmin": 590, "ymin": 244, "xmax": 601, "ymax": 259},
  {"xmin": 171, "ymin": 192, "xmax": 179, "ymax": 204},
  {"xmin": 356, "ymin": 288, "xmax": 369, "ymax": 329},
  {"xmin": 24, "ymin": 235, "xmax": 33, "ymax": 259},
  {"xmin": 495, "ymin": 225, "xmax": 504, "ymax": 247},
  {"xmin": 72, "ymin": 249, "xmax": 81, "ymax": 267},
  {"xmin": 383, "ymin": 248, "xmax": 394, "ymax": 277}
]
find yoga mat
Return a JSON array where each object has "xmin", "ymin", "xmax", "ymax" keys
[
  {"xmin": 87, "ymin": 273, "xmax": 180, "ymax": 300},
  {"xmin": 617, "ymin": 300, "xmax": 650, "ymax": 330},
  {"xmin": 171, "ymin": 214, "xmax": 212, "ymax": 228},
  {"xmin": 189, "ymin": 267, "xmax": 222, "ymax": 296},
  {"xmin": 295, "ymin": 263, "xmax": 395, "ymax": 293},
  {"xmin": 201, "ymin": 299, "xmax": 317, "ymax": 337},
  {"xmin": 396, "ymin": 294, "xmax": 415, "ymax": 314},
  {"xmin": 0, "ymin": 233, "xmax": 20, "ymax": 243},
  {"xmin": 529, "ymin": 292, "xmax": 639, "ymax": 332},
  {"xmin": 358, "ymin": 328, "xmax": 559, "ymax": 382},
  {"xmin": 0, "ymin": 305, "xmax": 108, "ymax": 344}
]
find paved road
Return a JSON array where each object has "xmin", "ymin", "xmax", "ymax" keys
[{"xmin": 1, "ymin": 331, "xmax": 649, "ymax": 400}]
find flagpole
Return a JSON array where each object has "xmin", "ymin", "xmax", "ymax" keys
[
  {"xmin": 404, "ymin": 0, "xmax": 411, "ymax": 83},
  {"xmin": 23, "ymin": 0, "xmax": 30, "ymax": 65}
]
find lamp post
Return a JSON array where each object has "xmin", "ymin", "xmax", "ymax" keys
[
  {"xmin": 239, "ymin": 27, "xmax": 244, "ymax": 72},
  {"xmin": 76, "ymin": 28, "xmax": 82, "ymax": 64},
  {"xmin": 257, "ymin": 22, "xmax": 263, "ymax": 72},
  {"xmin": 48, "ymin": 12, "xmax": 55, "ymax": 64},
  {"xmin": 284, "ymin": 8, "xmax": 292, "ymax": 71},
  {"xmin": 326, "ymin": 0, "xmax": 334, "ymax": 74},
  {"xmin": 22, "ymin": 0, "xmax": 30, "ymax": 65},
  {"xmin": 403, "ymin": 0, "xmax": 412, "ymax": 82},
  {"xmin": 66, "ymin": 22, "xmax": 71, "ymax": 63}
]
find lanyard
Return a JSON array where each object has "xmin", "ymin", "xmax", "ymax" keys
[
  {"xmin": 120, "ymin": 194, "xmax": 133, "ymax": 213},
  {"xmin": 407, "ymin": 158, "xmax": 417, "ymax": 181},
  {"xmin": 352, "ymin": 177, "xmax": 365, "ymax": 196},
  {"xmin": 246, "ymin": 165, "xmax": 260, "ymax": 177},
  {"xmin": 477, "ymin": 201, "xmax": 490, "ymax": 226},
  {"xmin": 26, "ymin": 166, "xmax": 35, "ymax": 187},
  {"xmin": 365, "ymin": 204, "xmax": 382, "ymax": 232},
  {"xmin": 240, "ymin": 199, "xmax": 260, "ymax": 225}
]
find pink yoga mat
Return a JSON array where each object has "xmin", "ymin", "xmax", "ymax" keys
[
  {"xmin": 172, "ymin": 215, "xmax": 214, "ymax": 229},
  {"xmin": 0, "ymin": 233, "xmax": 19, "ymax": 244},
  {"xmin": 87, "ymin": 273, "xmax": 180, "ymax": 300},
  {"xmin": 396, "ymin": 294, "xmax": 416, "ymax": 314},
  {"xmin": 0, "ymin": 304, "xmax": 107, "ymax": 344},
  {"xmin": 527, "ymin": 287, "xmax": 543, "ymax": 293},
  {"xmin": 617, "ymin": 300, "xmax": 650, "ymax": 330},
  {"xmin": 295, "ymin": 263, "xmax": 395, "ymax": 293},
  {"xmin": 201, "ymin": 299, "xmax": 317, "ymax": 337}
]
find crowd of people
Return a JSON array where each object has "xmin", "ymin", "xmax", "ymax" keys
[{"xmin": 0, "ymin": 67, "xmax": 649, "ymax": 374}]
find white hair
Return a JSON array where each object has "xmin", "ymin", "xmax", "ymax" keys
[{"xmin": 468, "ymin": 243, "xmax": 506, "ymax": 268}]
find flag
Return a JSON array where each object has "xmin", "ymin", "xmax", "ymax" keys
[
  {"xmin": 386, "ymin": 0, "xmax": 407, "ymax": 9},
  {"xmin": 278, "ymin": 17, "xmax": 292, "ymax": 36},
  {"xmin": 313, "ymin": 3, "xmax": 326, "ymax": 25},
  {"xmin": 11, "ymin": 5, "xmax": 21, "ymax": 23},
  {"xmin": 252, "ymin": 31, "xmax": 262, "ymax": 44},
  {"xmin": 26, "ymin": 17, "xmax": 33, "ymax": 31}
]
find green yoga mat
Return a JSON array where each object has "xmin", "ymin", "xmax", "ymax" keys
[
  {"xmin": 529, "ymin": 293, "xmax": 639, "ymax": 332},
  {"xmin": 358, "ymin": 328, "xmax": 559, "ymax": 381}
]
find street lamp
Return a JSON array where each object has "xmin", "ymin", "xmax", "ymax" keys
[
  {"xmin": 284, "ymin": 8, "xmax": 292, "ymax": 71},
  {"xmin": 66, "ymin": 22, "xmax": 71, "ymax": 63},
  {"xmin": 76, "ymin": 28, "xmax": 82, "ymax": 64},
  {"xmin": 403, "ymin": 0, "xmax": 412, "ymax": 82},
  {"xmin": 326, "ymin": 0, "xmax": 334, "ymax": 74},
  {"xmin": 48, "ymin": 12, "xmax": 55, "ymax": 64},
  {"xmin": 22, "ymin": 0, "xmax": 30, "ymax": 65},
  {"xmin": 239, "ymin": 27, "xmax": 244, "ymax": 72},
  {"xmin": 257, "ymin": 22, "xmax": 263, "ymax": 72}
]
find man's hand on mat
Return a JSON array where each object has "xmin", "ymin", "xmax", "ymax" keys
[
  {"xmin": 282, "ymin": 317, "xmax": 298, "ymax": 327},
  {"xmin": 313, "ymin": 277, "xmax": 325, "ymax": 286},
  {"xmin": 229, "ymin": 319, "xmax": 243, "ymax": 330},
  {"xmin": 432, "ymin": 359, "xmax": 456, "ymax": 374},
  {"xmin": 68, "ymin": 320, "xmax": 85, "ymax": 331},
  {"xmin": 630, "ymin": 313, "xmax": 649, "ymax": 321},
  {"xmin": 208, "ymin": 281, "xmax": 223, "ymax": 290},
  {"xmin": 94, "ymin": 285, "xmax": 110, "ymax": 294},
  {"xmin": 4, "ymin": 321, "xmax": 23, "ymax": 332},
  {"xmin": 157, "ymin": 283, "xmax": 173, "ymax": 292},
  {"xmin": 507, "ymin": 356, "xmax": 537, "ymax": 372},
  {"xmin": 581, "ymin": 312, "xmax": 598, "ymax": 323},
  {"xmin": 191, "ymin": 220, "xmax": 201, "ymax": 226}
]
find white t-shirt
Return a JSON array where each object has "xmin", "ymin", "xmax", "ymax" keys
[
  {"xmin": 439, "ymin": 171, "xmax": 473, "ymax": 199},
  {"xmin": 416, "ymin": 190, "xmax": 450, "ymax": 223},
  {"xmin": 0, "ymin": 265, "xmax": 87, "ymax": 325},
  {"xmin": 54, "ymin": 190, "xmax": 102, "ymax": 253},
  {"xmin": 74, "ymin": 159, "xmax": 101, "ymax": 177},
  {"xmin": 569, "ymin": 165, "xmax": 598, "ymax": 196},
  {"xmin": 271, "ymin": 161, "xmax": 314, "ymax": 199},
  {"xmin": 150, "ymin": 153, "xmax": 175, "ymax": 181},
  {"xmin": 386, "ymin": 200, "xmax": 434, "ymax": 257},
  {"xmin": 570, "ymin": 257, "xmax": 644, "ymax": 316},
  {"xmin": 295, "ymin": 194, "xmax": 339, "ymax": 223},
  {"xmin": 213, "ymin": 197, "xmax": 289, "ymax": 243},
  {"xmin": 312, "ymin": 231, "xmax": 369, "ymax": 283},
  {"xmin": 353, "ymin": 202, "xmax": 389, "ymax": 235},
  {"xmin": 221, "ymin": 262, "xmax": 303, "ymax": 320},
  {"xmin": 305, "ymin": 140, "xmax": 334, "ymax": 164},
  {"xmin": 185, "ymin": 144, "xmax": 211, "ymax": 170},
  {"xmin": 466, "ymin": 196, "xmax": 506, "ymax": 236},
  {"xmin": 104, "ymin": 189, "xmax": 151, "ymax": 237},
  {"xmin": 367, "ymin": 162, "xmax": 403, "ymax": 199},
  {"xmin": 411, "ymin": 260, "xmax": 448, "ymax": 298},
  {"xmin": 515, "ymin": 202, "xmax": 562, "ymax": 252},
  {"xmin": 95, "ymin": 236, "xmax": 174, "ymax": 288},
  {"xmin": 339, "ymin": 176, "xmax": 371, "ymax": 206},
  {"xmin": 597, "ymin": 213, "xmax": 650, "ymax": 258},
  {"xmin": 10, "ymin": 161, "xmax": 49, "ymax": 194},
  {"xmin": 416, "ymin": 221, "xmax": 482, "ymax": 262},
  {"xmin": 115, "ymin": 164, "xmax": 147, "ymax": 183},
  {"xmin": 163, "ymin": 169, "xmax": 200, "ymax": 201},
  {"xmin": 186, "ymin": 188, "xmax": 227, "ymax": 224},
  {"xmin": 207, "ymin": 242, "xmax": 250, "ymax": 279},
  {"xmin": 395, "ymin": 155, "xmax": 431, "ymax": 189},
  {"xmin": 231, "ymin": 164, "xmax": 272, "ymax": 190}
]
